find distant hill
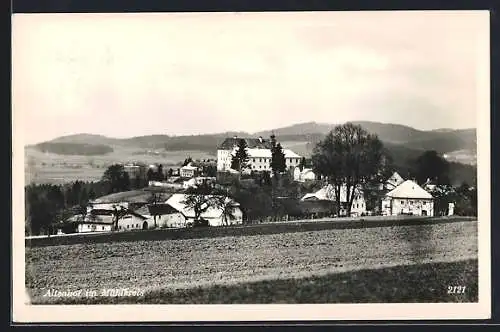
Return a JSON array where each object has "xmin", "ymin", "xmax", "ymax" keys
[
  {"xmin": 31, "ymin": 121, "xmax": 476, "ymax": 161},
  {"xmin": 33, "ymin": 142, "xmax": 114, "ymax": 156},
  {"xmin": 255, "ymin": 122, "xmax": 334, "ymax": 137},
  {"xmin": 45, "ymin": 133, "xmax": 121, "ymax": 146}
]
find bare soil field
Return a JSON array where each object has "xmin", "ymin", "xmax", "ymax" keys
[{"xmin": 26, "ymin": 220, "xmax": 477, "ymax": 304}]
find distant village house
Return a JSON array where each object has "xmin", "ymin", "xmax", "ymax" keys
[{"xmin": 381, "ymin": 180, "xmax": 434, "ymax": 217}]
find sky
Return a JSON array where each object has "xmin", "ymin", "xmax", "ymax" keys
[{"xmin": 12, "ymin": 11, "xmax": 488, "ymax": 145}]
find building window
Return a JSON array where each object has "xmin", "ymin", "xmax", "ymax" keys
[
  {"xmin": 136, "ymin": 224, "xmax": 139, "ymax": 228},
  {"xmin": 423, "ymin": 201, "xmax": 426, "ymax": 205},
  {"xmin": 102, "ymin": 226, "xmax": 104, "ymax": 230},
  {"xmin": 410, "ymin": 201, "xmax": 413, "ymax": 205},
  {"xmin": 127, "ymin": 225, "xmax": 129, "ymax": 229},
  {"xmin": 401, "ymin": 201, "xmax": 404, "ymax": 205}
]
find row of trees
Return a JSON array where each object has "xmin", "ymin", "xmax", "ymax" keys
[{"xmin": 25, "ymin": 163, "xmax": 152, "ymax": 235}]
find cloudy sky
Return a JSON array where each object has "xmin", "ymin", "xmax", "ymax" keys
[{"xmin": 13, "ymin": 11, "xmax": 488, "ymax": 144}]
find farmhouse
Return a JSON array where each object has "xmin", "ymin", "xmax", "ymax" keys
[
  {"xmin": 301, "ymin": 184, "xmax": 367, "ymax": 217},
  {"xmin": 293, "ymin": 167, "xmax": 316, "ymax": 182},
  {"xmin": 182, "ymin": 177, "xmax": 217, "ymax": 189},
  {"xmin": 123, "ymin": 163, "xmax": 147, "ymax": 180},
  {"xmin": 116, "ymin": 211, "xmax": 150, "ymax": 230},
  {"xmin": 137, "ymin": 204, "xmax": 186, "ymax": 228},
  {"xmin": 77, "ymin": 221, "xmax": 113, "ymax": 233},
  {"xmin": 216, "ymin": 136, "xmax": 302, "ymax": 172},
  {"xmin": 381, "ymin": 171, "xmax": 405, "ymax": 191},
  {"xmin": 278, "ymin": 198, "xmax": 335, "ymax": 220},
  {"xmin": 88, "ymin": 190, "xmax": 151, "ymax": 211},
  {"xmin": 165, "ymin": 193, "xmax": 244, "ymax": 226},
  {"xmin": 81, "ymin": 208, "xmax": 151, "ymax": 231},
  {"xmin": 381, "ymin": 180, "xmax": 434, "ymax": 216},
  {"xmin": 180, "ymin": 163, "xmax": 199, "ymax": 178}
]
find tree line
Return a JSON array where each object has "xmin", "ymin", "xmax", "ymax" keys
[{"xmin": 26, "ymin": 123, "xmax": 477, "ymax": 235}]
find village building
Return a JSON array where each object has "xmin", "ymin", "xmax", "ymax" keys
[
  {"xmin": 301, "ymin": 184, "xmax": 367, "ymax": 217},
  {"xmin": 180, "ymin": 163, "xmax": 199, "ymax": 178},
  {"xmin": 216, "ymin": 136, "xmax": 302, "ymax": 173},
  {"xmin": 116, "ymin": 210, "xmax": 150, "ymax": 230},
  {"xmin": 123, "ymin": 163, "xmax": 147, "ymax": 180},
  {"xmin": 183, "ymin": 177, "xmax": 217, "ymax": 190},
  {"xmin": 381, "ymin": 171, "xmax": 405, "ymax": 191},
  {"xmin": 165, "ymin": 193, "xmax": 244, "ymax": 226},
  {"xmin": 141, "ymin": 204, "xmax": 186, "ymax": 228},
  {"xmin": 293, "ymin": 167, "xmax": 316, "ymax": 182},
  {"xmin": 381, "ymin": 180, "xmax": 434, "ymax": 216}
]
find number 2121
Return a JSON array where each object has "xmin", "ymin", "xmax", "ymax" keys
[{"xmin": 447, "ymin": 286, "xmax": 466, "ymax": 294}]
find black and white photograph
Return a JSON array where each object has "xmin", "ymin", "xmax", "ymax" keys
[{"xmin": 12, "ymin": 10, "xmax": 490, "ymax": 322}]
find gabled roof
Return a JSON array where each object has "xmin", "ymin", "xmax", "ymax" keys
[
  {"xmin": 386, "ymin": 172, "xmax": 405, "ymax": 187},
  {"xmin": 301, "ymin": 184, "xmax": 363, "ymax": 203},
  {"xmin": 180, "ymin": 163, "xmax": 198, "ymax": 170},
  {"xmin": 91, "ymin": 190, "xmax": 151, "ymax": 204},
  {"xmin": 146, "ymin": 203, "xmax": 180, "ymax": 216},
  {"xmin": 218, "ymin": 137, "xmax": 273, "ymax": 150},
  {"xmin": 385, "ymin": 180, "xmax": 433, "ymax": 199}
]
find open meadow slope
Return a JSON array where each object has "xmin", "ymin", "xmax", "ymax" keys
[{"xmin": 26, "ymin": 220, "xmax": 478, "ymax": 304}]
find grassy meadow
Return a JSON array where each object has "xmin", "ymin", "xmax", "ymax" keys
[{"xmin": 25, "ymin": 145, "xmax": 215, "ymax": 185}]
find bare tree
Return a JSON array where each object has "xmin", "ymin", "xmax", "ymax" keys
[
  {"xmin": 182, "ymin": 182, "xmax": 228, "ymax": 224},
  {"xmin": 111, "ymin": 205, "xmax": 128, "ymax": 231},
  {"xmin": 147, "ymin": 191, "xmax": 165, "ymax": 229},
  {"xmin": 219, "ymin": 199, "xmax": 238, "ymax": 226},
  {"xmin": 312, "ymin": 123, "xmax": 386, "ymax": 217}
]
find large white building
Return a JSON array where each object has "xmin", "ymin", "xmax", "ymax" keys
[{"xmin": 217, "ymin": 136, "xmax": 302, "ymax": 172}]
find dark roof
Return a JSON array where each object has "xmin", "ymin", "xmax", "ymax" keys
[
  {"xmin": 276, "ymin": 198, "xmax": 335, "ymax": 216},
  {"xmin": 146, "ymin": 203, "xmax": 180, "ymax": 216},
  {"xmin": 218, "ymin": 137, "xmax": 273, "ymax": 150},
  {"xmin": 299, "ymin": 200, "xmax": 336, "ymax": 214}
]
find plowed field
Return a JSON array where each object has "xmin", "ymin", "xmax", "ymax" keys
[{"xmin": 25, "ymin": 220, "xmax": 478, "ymax": 304}]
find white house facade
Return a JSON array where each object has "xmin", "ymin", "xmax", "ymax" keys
[
  {"xmin": 77, "ymin": 222, "xmax": 113, "ymax": 233},
  {"xmin": 180, "ymin": 163, "xmax": 198, "ymax": 178},
  {"xmin": 380, "ymin": 171, "xmax": 405, "ymax": 191},
  {"xmin": 293, "ymin": 168, "xmax": 316, "ymax": 182},
  {"xmin": 166, "ymin": 193, "xmax": 244, "ymax": 226},
  {"xmin": 381, "ymin": 180, "xmax": 434, "ymax": 217},
  {"xmin": 301, "ymin": 184, "xmax": 366, "ymax": 217}
]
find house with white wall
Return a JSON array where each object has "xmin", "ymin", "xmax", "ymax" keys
[
  {"xmin": 136, "ymin": 204, "xmax": 186, "ymax": 228},
  {"xmin": 381, "ymin": 180, "xmax": 434, "ymax": 217},
  {"xmin": 301, "ymin": 184, "xmax": 366, "ymax": 217},
  {"xmin": 166, "ymin": 193, "xmax": 244, "ymax": 226},
  {"xmin": 180, "ymin": 163, "xmax": 198, "ymax": 178},
  {"xmin": 293, "ymin": 168, "xmax": 316, "ymax": 182},
  {"xmin": 182, "ymin": 177, "xmax": 217, "ymax": 189},
  {"xmin": 381, "ymin": 171, "xmax": 405, "ymax": 191}
]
